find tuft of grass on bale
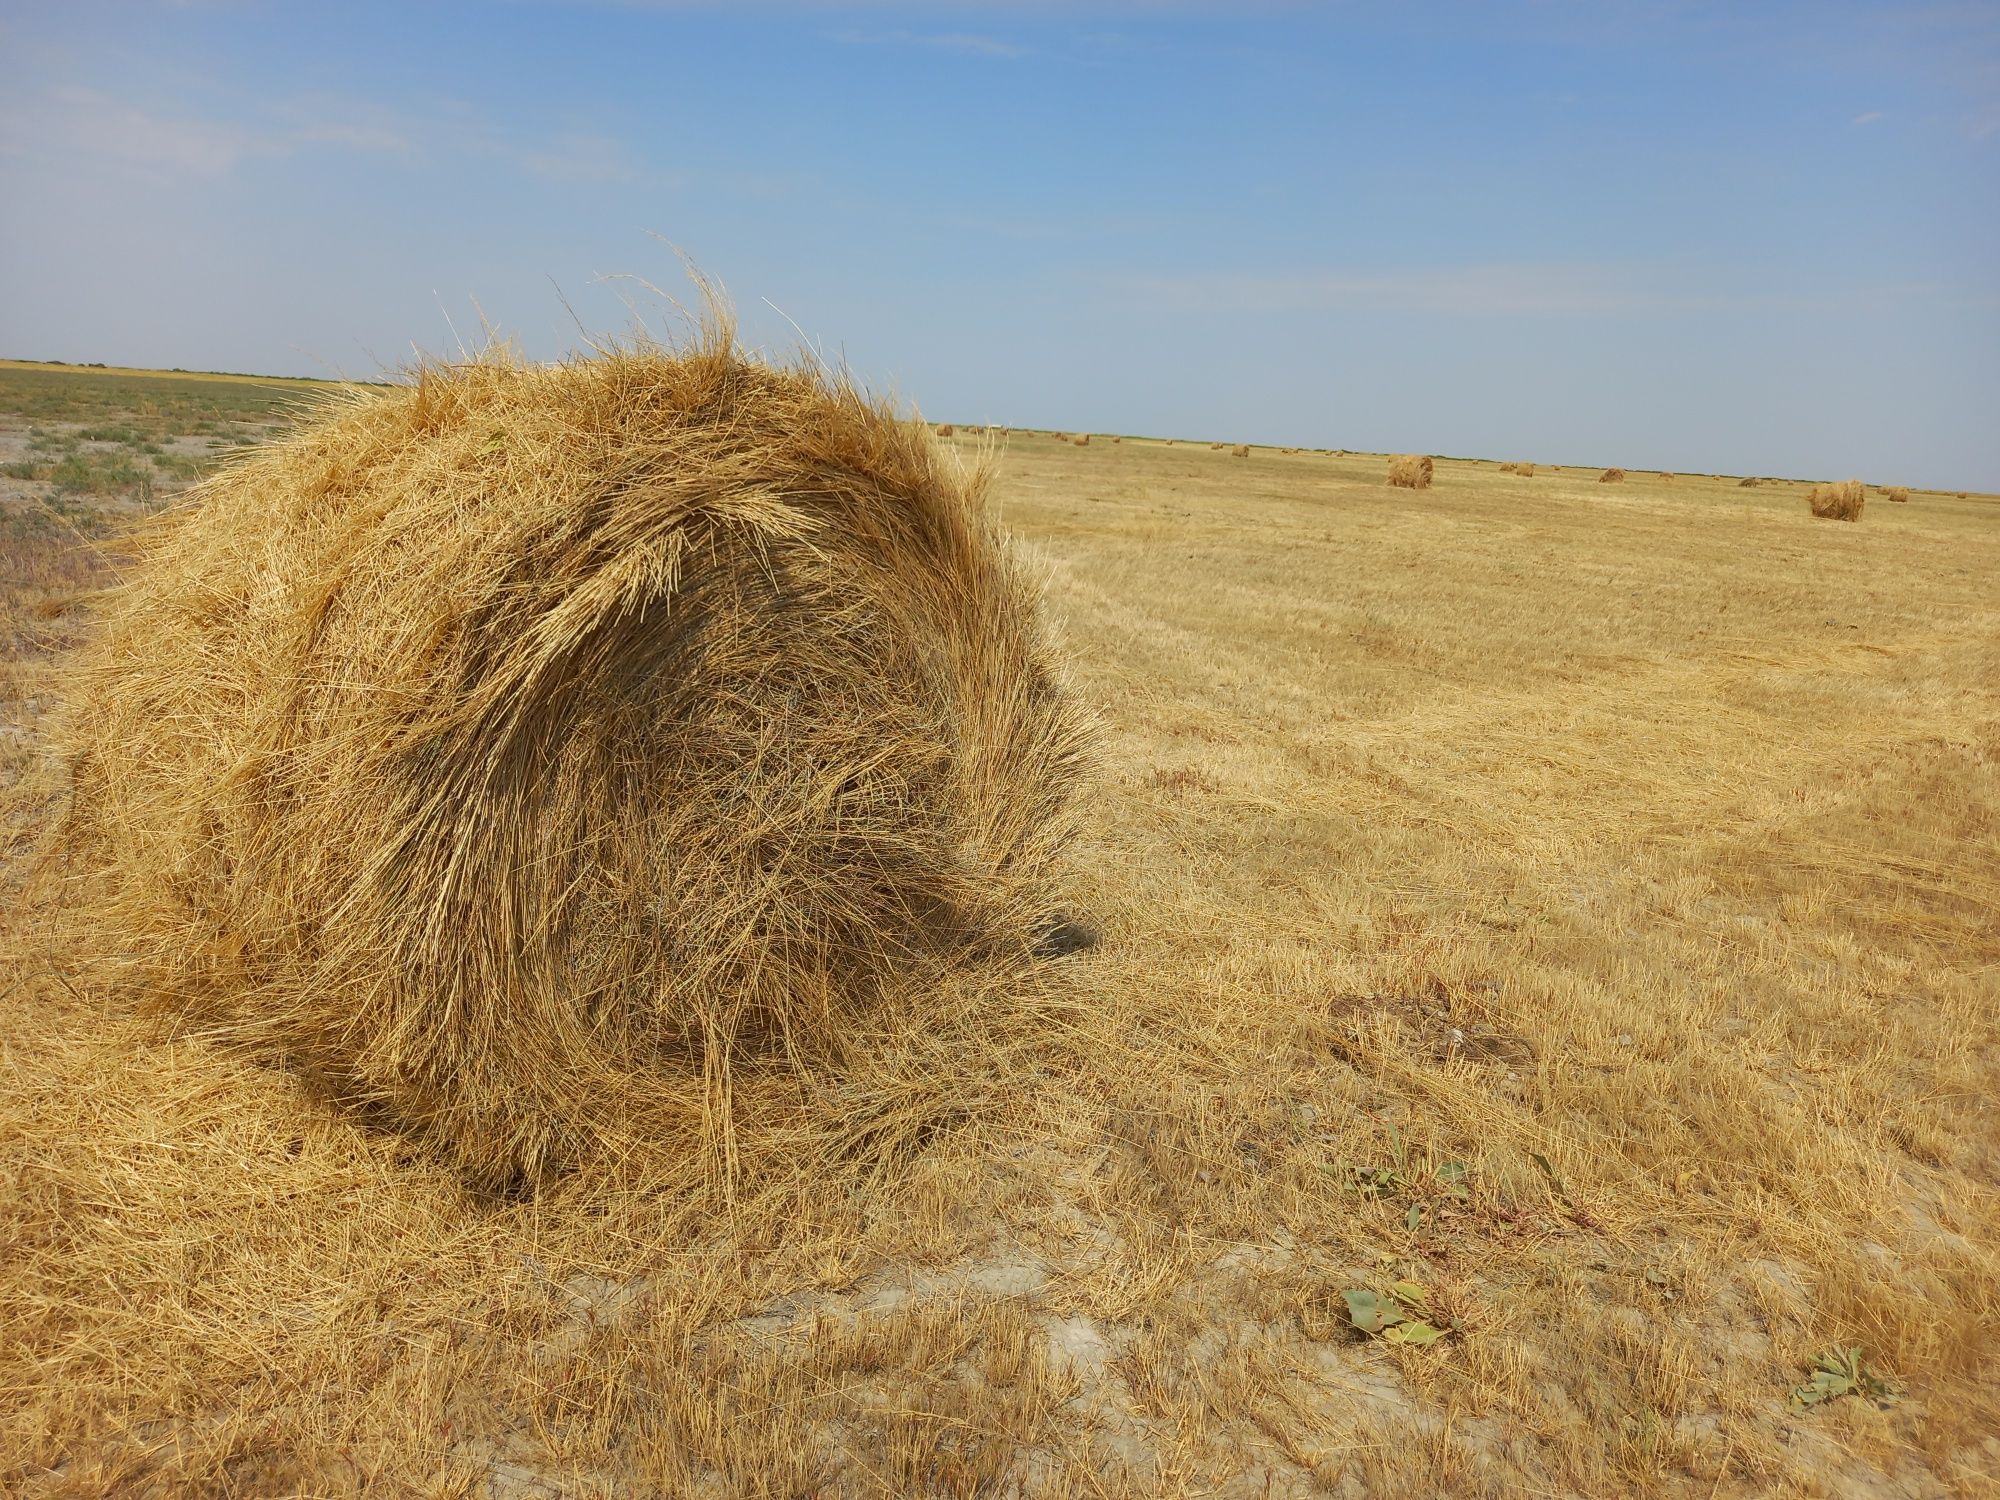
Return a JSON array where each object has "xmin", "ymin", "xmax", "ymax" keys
[
  {"xmin": 1231, "ymin": 444, "xmax": 1249, "ymax": 458},
  {"xmin": 36, "ymin": 308, "xmax": 1098, "ymax": 1197},
  {"xmin": 1885, "ymin": 486, "xmax": 1911, "ymax": 503},
  {"xmin": 1387, "ymin": 454, "xmax": 1434, "ymax": 489},
  {"xmin": 1807, "ymin": 479, "xmax": 1866, "ymax": 521},
  {"xmin": 1599, "ymin": 468, "xmax": 1626, "ymax": 483}
]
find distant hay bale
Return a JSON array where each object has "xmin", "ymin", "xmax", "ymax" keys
[
  {"xmin": 45, "ymin": 319, "xmax": 1095, "ymax": 1191},
  {"xmin": 1599, "ymin": 468, "xmax": 1626, "ymax": 483},
  {"xmin": 1073, "ymin": 434, "xmax": 1090, "ymax": 447},
  {"xmin": 1738, "ymin": 477, "xmax": 1760, "ymax": 487},
  {"xmin": 1231, "ymin": 444, "xmax": 1249, "ymax": 458},
  {"xmin": 1110, "ymin": 436, "xmax": 1121, "ymax": 444},
  {"xmin": 1956, "ymin": 492, "xmax": 1968, "ymax": 499},
  {"xmin": 1209, "ymin": 442, "xmax": 1226, "ymax": 451},
  {"xmin": 1806, "ymin": 478, "xmax": 1865, "ymax": 521},
  {"xmin": 1659, "ymin": 472, "xmax": 1676, "ymax": 483},
  {"xmin": 1499, "ymin": 461, "xmax": 1536, "ymax": 477},
  {"xmin": 937, "ymin": 423, "xmax": 954, "ymax": 437},
  {"xmin": 1386, "ymin": 454, "xmax": 1433, "ymax": 489},
  {"xmin": 1051, "ymin": 431, "xmax": 1068, "ymax": 442},
  {"xmin": 1885, "ymin": 486, "xmax": 1911, "ymax": 503}
]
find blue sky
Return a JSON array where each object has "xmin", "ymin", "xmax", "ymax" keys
[{"xmin": 2, "ymin": 2, "xmax": 1995, "ymax": 488}]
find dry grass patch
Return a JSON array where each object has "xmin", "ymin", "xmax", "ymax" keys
[
  {"xmin": 1807, "ymin": 479, "xmax": 1866, "ymax": 521},
  {"xmin": 1387, "ymin": 453, "xmax": 1434, "ymax": 489}
]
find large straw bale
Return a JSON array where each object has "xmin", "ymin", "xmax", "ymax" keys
[
  {"xmin": 45, "ymin": 320, "xmax": 1095, "ymax": 1190},
  {"xmin": 1807, "ymin": 478, "xmax": 1865, "ymax": 520},
  {"xmin": 1387, "ymin": 454, "xmax": 1433, "ymax": 489}
]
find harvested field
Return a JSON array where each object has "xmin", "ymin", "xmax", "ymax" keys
[{"xmin": 3, "ymin": 371, "xmax": 1998, "ymax": 1498}]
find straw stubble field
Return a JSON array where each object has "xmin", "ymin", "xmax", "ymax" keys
[{"xmin": 2, "ymin": 366, "xmax": 1997, "ymax": 1498}]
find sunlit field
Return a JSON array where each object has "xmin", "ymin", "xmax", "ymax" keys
[{"xmin": 3, "ymin": 366, "xmax": 1996, "ymax": 1497}]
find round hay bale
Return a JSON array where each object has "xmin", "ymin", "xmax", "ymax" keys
[
  {"xmin": 1738, "ymin": 477, "xmax": 1760, "ymax": 487},
  {"xmin": 1386, "ymin": 454, "xmax": 1433, "ymax": 489},
  {"xmin": 1231, "ymin": 444, "xmax": 1249, "ymax": 458},
  {"xmin": 1599, "ymin": 468, "xmax": 1626, "ymax": 483},
  {"xmin": 1073, "ymin": 434, "xmax": 1090, "ymax": 447},
  {"xmin": 937, "ymin": 422, "xmax": 954, "ymax": 437},
  {"xmin": 1807, "ymin": 478, "xmax": 1865, "ymax": 520},
  {"xmin": 1884, "ymin": 486, "xmax": 1911, "ymax": 503},
  {"xmin": 46, "ymin": 326, "xmax": 1095, "ymax": 1190}
]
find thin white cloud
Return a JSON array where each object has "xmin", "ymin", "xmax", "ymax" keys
[
  {"xmin": 0, "ymin": 85, "xmax": 648, "ymax": 188},
  {"xmin": 299, "ymin": 123, "xmax": 412, "ymax": 154},
  {"xmin": 1109, "ymin": 264, "xmax": 1999, "ymax": 320},
  {"xmin": 1853, "ymin": 110, "xmax": 1886, "ymax": 125},
  {"xmin": 1115, "ymin": 263, "xmax": 1689, "ymax": 318},
  {"xmin": 518, "ymin": 131, "xmax": 642, "ymax": 182},
  {"xmin": 831, "ymin": 28, "xmax": 1030, "ymax": 57},
  {"xmin": 21, "ymin": 86, "xmax": 281, "ymax": 178}
]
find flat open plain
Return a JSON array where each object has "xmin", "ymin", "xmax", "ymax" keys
[{"xmin": 3, "ymin": 367, "xmax": 1996, "ymax": 1497}]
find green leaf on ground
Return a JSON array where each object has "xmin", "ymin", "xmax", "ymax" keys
[
  {"xmin": 1790, "ymin": 1346, "xmax": 1900, "ymax": 1410},
  {"xmin": 1342, "ymin": 1289, "xmax": 1408, "ymax": 1334}
]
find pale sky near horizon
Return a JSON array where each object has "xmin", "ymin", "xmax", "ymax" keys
[{"xmin": 2, "ymin": 1, "xmax": 1996, "ymax": 489}]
